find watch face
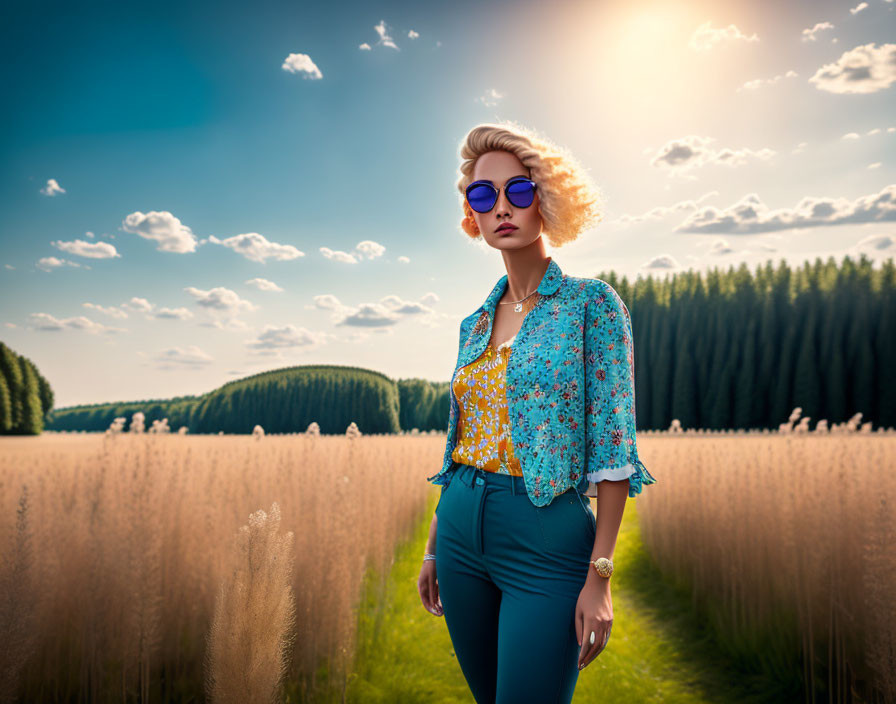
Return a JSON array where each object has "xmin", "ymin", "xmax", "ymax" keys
[{"xmin": 594, "ymin": 558, "xmax": 613, "ymax": 577}]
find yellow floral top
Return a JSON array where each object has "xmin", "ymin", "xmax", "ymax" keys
[{"xmin": 451, "ymin": 332, "xmax": 522, "ymax": 475}]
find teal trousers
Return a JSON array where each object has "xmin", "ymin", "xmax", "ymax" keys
[{"xmin": 435, "ymin": 463, "xmax": 597, "ymax": 704}]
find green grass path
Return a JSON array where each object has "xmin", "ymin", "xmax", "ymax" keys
[{"xmin": 345, "ymin": 494, "xmax": 796, "ymax": 704}]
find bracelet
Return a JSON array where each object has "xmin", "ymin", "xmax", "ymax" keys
[
  {"xmin": 588, "ymin": 557, "xmax": 614, "ymax": 578},
  {"xmin": 423, "ymin": 553, "xmax": 436, "ymax": 561}
]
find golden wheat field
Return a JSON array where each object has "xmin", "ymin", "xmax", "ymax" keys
[
  {"xmin": 0, "ymin": 431, "xmax": 443, "ymax": 703},
  {"xmin": 637, "ymin": 428, "xmax": 896, "ymax": 703},
  {"xmin": 0, "ymin": 427, "xmax": 894, "ymax": 703}
]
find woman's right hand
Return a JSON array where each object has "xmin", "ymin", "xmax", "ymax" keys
[
  {"xmin": 418, "ymin": 558, "xmax": 443, "ymax": 616},
  {"xmin": 418, "ymin": 513, "xmax": 443, "ymax": 616}
]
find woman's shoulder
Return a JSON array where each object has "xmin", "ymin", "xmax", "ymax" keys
[
  {"xmin": 559, "ymin": 274, "xmax": 615, "ymax": 302},
  {"xmin": 559, "ymin": 276, "xmax": 630, "ymax": 325}
]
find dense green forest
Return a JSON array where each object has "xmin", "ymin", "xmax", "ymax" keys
[
  {"xmin": 0, "ymin": 341, "xmax": 54, "ymax": 435},
  {"xmin": 43, "ymin": 365, "xmax": 425, "ymax": 435},
  {"xmin": 602, "ymin": 254, "xmax": 895, "ymax": 433},
  {"xmin": 5, "ymin": 254, "xmax": 895, "ymax": 436}
]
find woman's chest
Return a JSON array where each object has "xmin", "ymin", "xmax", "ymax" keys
[
  {"xmin": 459, "ymin": 292, "xmax": 587, "ymax": 395},
  {"xmin": 508, "ymin": 297, "xmax": 585, "ymax": 375}
]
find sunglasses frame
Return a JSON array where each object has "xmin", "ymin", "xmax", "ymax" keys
[{"xmin": 465, "ymin": 177, "xmax": 538, "ymax": 213}]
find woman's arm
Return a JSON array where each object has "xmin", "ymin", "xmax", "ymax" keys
[
  {"xmin": 418, "ymin": 513, "xmax": 443, "ymax": 616},
  {"xmin": 425, "ymin": 512, "xmax": 438, "ymax": 555},
  {"xmin": 576, "ymin": 480, "xmax": 625, "ymax": 669},
  {"xmin": 577, "ymin": 280, "xmax": 648, "ymax": 668},
  {"xmin": 585, "ymin": 480, "xmax": 626, "ymax": 588}
]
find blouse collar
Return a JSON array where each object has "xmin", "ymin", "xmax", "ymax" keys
[{"xmin": 476, "ymin": 256, "xmax": 563, "ymax": 319}]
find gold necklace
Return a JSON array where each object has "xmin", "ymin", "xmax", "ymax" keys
[{"xmin": 499, "ymin": 288, "xmax": 539, "ymax": 313}]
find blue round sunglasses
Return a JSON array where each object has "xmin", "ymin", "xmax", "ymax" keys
[{"xmin": 465, "ymin": 177, "xmax": 538, "ymax": 213}]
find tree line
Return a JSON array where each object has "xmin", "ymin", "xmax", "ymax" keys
[
  {"xmin": 602, "ymin": 254, "xmax": 894, "ymax": 433},
  {"xmin": 7, "ymin": 253, "xmax": 895, "ymax": 436},
  {"xmin": 0, "ymin": 342, "xmax": 53, "ymax": 435}
]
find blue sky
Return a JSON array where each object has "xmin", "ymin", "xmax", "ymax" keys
[{"xmin": 1, "ymin": 0, "xmax": 894, "ymax": 407}]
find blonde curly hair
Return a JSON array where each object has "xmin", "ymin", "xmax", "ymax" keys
[{"xmin": 457, "ymin": 121, "xmax": 604, "ymax": 247}]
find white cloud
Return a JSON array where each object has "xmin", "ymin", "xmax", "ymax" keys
[
  {"xmin": 40, "ymin": 178, "xmax": 65, "ymax": 196},
  {"xmin": 612, "ymin": 190, "xmax": 719, "ymax": 226},
  {"xmin": 28, "ymin": 312, "xmax": 125, "ymax": 334},
  {"xmin": 154, "ymin": 307, "xmax": 194, "ymax": 320},
  {"xmin": 83, "ymin": 302, "xmax": 129, "ymax": 319},
  {"xmin": 36, "ymin": 256, "xmax": 85, "ymax": 271},
  {"xmin": 153, "ymin": 345, "xmax": 214, "ymax": 368},
  {"xmin": 51, "ymin": 239, "xmax": 120, "ymax": 259},
  {"xmin": 738, "ymin": 70, "xmax": 798, "ymax": 92},
  {"xmin": 477, "ymin": 88, "xmax": 506, "ymax": 107},
  {"xmin": 650, "ymin": 136, "xmax": 775, "ymax": 174},
  {"xmin": 184, "ymin": 286, "xmax": 257, "ymax": 315},
  {"xmin": 354, "ymin": 240, "xmax": 386, "ymax": 259},
  {"xmin": 809, "ymin": 43, "xmax": 896, "ymax": 94},
  {"xmin": 245, "ymin": 324, "xmax": 327, "ymax": 350},
  {"xmin": 121, "ymin": 211, "xmax": 199, "ymax": 253},
  {"xmin": 801, "ymin": 22, "xmax": 834, "ymax": 42},
  {"xmin": 689, "ymin": 21, "xmax": 759, "ymax": 51},
  {"xmin": 643, "ymin": 255, "xmax": 679, "ymax": 269},
  {"xmin": 707, "ymin": 239, "xmax": 736, "ymax": 255},
  {"xmin": 245, "ymin": 277, "xmax": 284, "ymax": 292},
  {"xmin": 207, "ymin": 233, "xmax": 304, "ymax": 263},
  {"xmin": 842, "ymin": 125, "xmax": 892, "ymax": 140},
  {"xmin": 313, "ymin": 294, "xmax": 343, "ymax": 310},
  {"xmin": 855, "ymin": 233, "xmax": 895, "ymax": 251},
  {"xmin": 281, "ymin": 53, "xmax": 323, "ymax": 79},
  {"xmin": 373, "ymin": 19, "xmax": 399, "ymax": 50},
  {"xmin": 85, "ymin": 299, "xmax": 194, "ymax": 321},
  {"xmin": 674, "ymin": 184, "xmax": 896, "ymax": 234},
  {"xmin": 202, "ymin": 318, "xmax": 251, "ymax": 331},
  {"xmin": 378, "ymin": 295, "xmax": 435, "ymax": 315},
  {"xmin": 320, "ymin": 239, "xmax": 387, "ymax": 263},
  {"xmin": 320, "ymin": 247, "xmax": 358, "ymax": 263},
  {"xmin": 311, "ymin": 289, "xmax": 439, "ymax": 328},
  {"xmin": 337, "ymin": 302, "xmax": 403, "ymax": 328},
  {"xmin": 124, "ymin": 297, "xmax": 154, "ymax": 313}
]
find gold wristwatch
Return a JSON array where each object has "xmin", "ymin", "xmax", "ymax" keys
[{"xmin": 589, "ymin": 557, "xmax": 614, "ymax": 578}]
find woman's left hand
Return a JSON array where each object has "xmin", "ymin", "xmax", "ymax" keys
[{"xmin": 575, "ymin": 577, "xmax": 613, "ymax": 670}]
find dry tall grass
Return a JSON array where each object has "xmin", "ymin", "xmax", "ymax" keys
[
  {"xmin": 1, "ymin": 425, "xmax": 893, "ymax": 702},
  {"xmin": 0, "ymin": 431, "xmax": 442, "ymax": 702},
  {"xmin": 636, "ymin": 429, "xmax": 896, "ymax": 703},
  {"xmin": 205, "ymin": 502, "xmax": 296, "ymax": 704}
]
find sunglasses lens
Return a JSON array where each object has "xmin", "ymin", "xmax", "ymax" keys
[
  {"xmin": 466, "ymin": 183, "xmax": 497, "ymax": 213},
  {"xmin": 507, "ymin": 179, "xmax": 535, "ymax": 208}
]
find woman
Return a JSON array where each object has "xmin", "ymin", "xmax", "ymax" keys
[{"xmin": 417, "ymin": 122, "xmax": 657, "ymax": 704}]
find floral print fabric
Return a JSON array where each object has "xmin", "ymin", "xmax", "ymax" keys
[
  {"xmin": 426, "ymin": 256, "xmax": 657, "ymax": 507},
  {"xmin": 451, "ymin": 333, "xmax": 523, "ymax": 475}
]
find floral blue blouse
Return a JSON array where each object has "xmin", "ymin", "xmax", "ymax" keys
[{"xmin": 427, "ymin": 256, "xmax": 657, "ymax": 507}]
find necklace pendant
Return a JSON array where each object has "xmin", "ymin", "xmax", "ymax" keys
[{"xmin": 514, "ymin": 302, "xmax": 523, "ymax": 313}]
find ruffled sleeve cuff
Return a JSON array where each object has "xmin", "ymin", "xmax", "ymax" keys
[{"xmin": 582, "ymin": 457, "xmax": 657, "ymax": 498}]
